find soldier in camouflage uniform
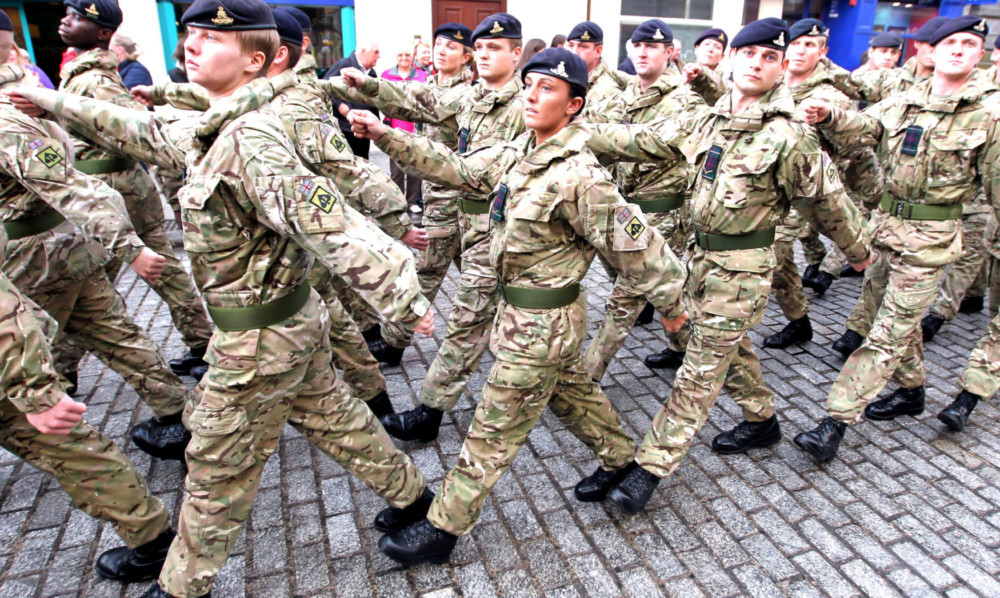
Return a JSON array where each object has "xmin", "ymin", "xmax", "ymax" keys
[
  {"xmin": 15, "ymin": 2, "xmax": 441, "ymax": 594},
  {"xmin": 0, "ymin": 63, "xmax": 191, "ymax": 462},
  {"xmin": 582, "ymin": 18, "xmax": 870, "ymax": 513},
  {"xmin": 565, "ymin": 21, "xmax": 629, "ymax": 120},
  {"xmin": 795, "ymin": 16, "xmax": 1000, "ymax": 463},
  {"xmin": 694, "ymin": 28, "xmax": 728, "ymax": 73},
  {"xmin": 580, "ymin": 19, "xmax": 703, "ymax": 378},
  {"xmin": 322, "ymin": 12, "xmax": 527, "ymax": 443},
  {"xmin": 349, "ymin": 47, "xmax": 688, "ymax": 566},
  {"xmin": 53, "ymin": 0, "xmax": 213, "ymax": 381}
]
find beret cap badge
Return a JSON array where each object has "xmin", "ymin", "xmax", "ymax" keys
[
  {"xmin": 975, "ymin": 20, "xmax": 987, "ymax": 32},
  {"xmin": 652, "ymin": 28, "xmax": 664, "ymax": 40},
  {"xmin": 775, "ymin": 31, "xmax": 785, "ymax": 47},
  {"xmin": 810, "ymin": 25, "xmax": 821, "ymax": 35},
  {"xmin": 454, "ymin": 30, "xmax": 463, "ymax": 40},
  {"xmin": 490, "ymin": 21, "xmax": 503, "ymax": 35},
  {"xmin": 212, "ymin": 6, "xmax": 234, "ymax": 26},
  {"xmin": 580, "ymin": 30, "xmax": 591, "ymax": 41},
  {"xmin": 550, "ymin": 61, "xmax": 568, "ymax": 77},
  {"xmin": 85, "ymin": 3, "xmax": 99, "ymax": 17}
]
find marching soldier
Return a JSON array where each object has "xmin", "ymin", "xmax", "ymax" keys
[
  {"xmin": 565, "ymin": 21, "xmax": 629, "ymax": 119},
  {"xmin": 693, "ymin": 28, "xmax": 728, "ymax": 75}
]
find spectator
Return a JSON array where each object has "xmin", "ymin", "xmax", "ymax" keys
[
  {"xmin": 168, "ymin": 37, "xmax": 188, "ymax": 83},
  {"xmin": 550, "ymin": 33, "xmax": 566, "ymax": 48},
  {"xmin": 414, "ymin": 39, "xmax": 433, "ymax": 75},
  {"xmin": 9, "ymin": 42, "xmax": 54, "ymax": 88},
  {"xmin": 516, "ymin": 38, "xmax": 546, "ymax": 70},
  {"xmin": 381, "ymin": 42, "xmax": 428, "ymax": 212},
  {"xmin": 324, "ymin": 40, "xmax": 380, "ymax": 159},
  {"xmin": 110, "ymin": 32, "xmax": 152, "ymax": 90}
]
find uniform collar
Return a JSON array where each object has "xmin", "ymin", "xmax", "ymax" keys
[
  {"xmin": 787, "ymin": 60, "xmax": 836, "ymax": 99},
  {"xmin": 60, "ymin": 48, "xmax": 119, "ymax": 82},
  {"xmin": 517, "ymin": 123, "xmax": 589, "ymax": 172},
  {"xmin": 903, "ymin": 74, "xmax": 990, "ymax": 112},
  {"xmin": 437, "ymin": 67, "xmax": 473, "ymax": 88},
  {"xmin": 588, "ymin": 60, "xmax": 610, "ymax": 85},
  {"xmin": 294, "ymin": 54, "xmax": 317, "ymax": 78},
  {"xmin": 712, "ymin": 83, "xmax": 795, "ymax": 130},
  {"xmin": 194, "ymin": 75, "xmax": 292, "ymax": 139},
  {"xmin": 473, "ymin": 73, "xmax": 523, "ymax": 108}
]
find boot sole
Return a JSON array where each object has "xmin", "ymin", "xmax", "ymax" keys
[
  {"xmin": 713, "ymin": 430, "xmax": 782, "ymax": 455},
  {"xmin": 863, "ymin": 405, "xmax": 924, "ymax": 421},
  {"xmin": 763, "ymin": 335, "xmax": 812, "ymax": 349}
]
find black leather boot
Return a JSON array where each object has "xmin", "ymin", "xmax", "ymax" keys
[
  {"xmin": 937, "ymin": 390, "xmax": 981, "ymax": 432},
  {"xmin": 365, "ymin": 390, "xmax": 395, "ymax": 419},
  {"xmin": 712, "ymin": 415, "xmax": 781, "ymax": 454},
  {"xmin": 643, "ymin": 347, "xmax": 685, "ymax": 370},
  {"xmin": 607, "ymin": 464, "xmax": 661, "ymax": 515},
  {"xmin": 840, "ymin": 263, "xmax": 864, "ymax": 278},
  {"xmin": 168, "ymin": 345, "xmax": 208, "ymax": 377},
  {"xmin": 763, "ymin": 317, "xmax": 812, "ymax": 349},
  {"xmin": 380, "ymin": 404, "xmax": 444, "ymax": 442},
  {"xmin": 378, "ymin": 518, "xmax": 458, "ymax": 566},
  {"xmin": 574, "ymin": 462, "xmax": 637, "ymax": 502},
  {"xmin": 190, "ymin": 364, "xmax": 208, "ymax": 382},
  {"xmin": 130, "ymin": 412, "xmax": 191, "ymax": 461},
  {"xmin": 96, "ymin": 529, "xmax": 175, "ymax": 582},
  {"xmin": 802, "ymin": 264, "xmax": 820, "ymax": 286},
  {"xmin": 832, "ymin": 329, "xmax": 864, "ymax": 359},
  {"xmin": 636, "ymin": 302, "xmax": 656, "ymax": 325},
  {"xmin": 804, "ymin": 272, "xmax": 834, "ymax": 296},
  {"xmin": 140, "ymin": 584, "xmax": 210, "ymax": 598},
  {"xmin": 794, "ymin": 417, "xmax": 848, "ymax": 463},
  {"xmin": 959, "ymin": 296, "xmax": 984, "ymax": 314},
  {"xmin": 368, "ymin": 338, "xmax": 405, "ymax": 366},
  {"xmin": 921, "ymin": 313, "xmax": 945, "ymax": 343},
  {"xmin": 864, "ymin": 386, "xmax": 925, "ymax": 420},
  {"xmin": 362, "ymin": 325, "xmax": 383, "ymax": 343},
  {"xmin": 63, "ymin": 371, "xmax": 78, "ymax": 396},
  {"xmin": 374, "ymin": 488, "xmax": 435, "ymax": 533}
]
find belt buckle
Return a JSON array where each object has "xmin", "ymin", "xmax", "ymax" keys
[
  {"xmin": 894, "ymin": 200, "xmax": 904, "ymax": 217},
  {"xmin": 695, "ymin": 229, "xmax": 703, "ymax": 247}
]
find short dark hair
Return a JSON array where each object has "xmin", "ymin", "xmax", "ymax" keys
[{"xmin": 285, "ymin": 43, "xmax": 302, "ymax": 69}]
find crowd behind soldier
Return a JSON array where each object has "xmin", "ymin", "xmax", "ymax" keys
[{"xmin": 0, "ymin": 0, "xmax": 999, "ymax": 595}]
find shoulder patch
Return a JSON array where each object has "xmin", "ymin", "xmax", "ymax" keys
[
  {"xmin": 36, "ymin": 146, "xmax": 64, "ymax": 169},
  {"xmin": 300, "ymin": 179, "xmax": 337, "ymax": 213}
]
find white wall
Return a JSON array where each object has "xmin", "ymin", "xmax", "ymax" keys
[
  {"xmin": 355, "ymin": 0, "xmax": 433, "ymax": 74},
  {"xmin": 507, "ymin": 0, "xmax": 588, "ymax": 48},
  {"xmin": 120, "ymin": 0, "xmax": 170, "ymax": 84},
  {"xmin": 758, "ymin": 0, "xmax": 784, "ymax": 20}
]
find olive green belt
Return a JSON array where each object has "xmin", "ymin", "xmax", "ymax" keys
[
  {"xmin": 206, "ymin": 283, "xmax": 311, "ymax": 331},
  {"xmin": 499, "ymin": 283, "xmax": 580, "ymax": 309},
  {"xmin": 879, "ymin": 194, "xmax": 962, "ymax": 221},
  {"xmin": 458, "ymin": 198, "xmax": 490, "ymax": 214},
  {"xmin": 2, "ymin": 208, "xmax": 67, "ymax": 240},
  {"xmin": 694, "ymin": 228, "xmax": 775, "ymax": 251},
  {"xmin": 631, "ymin": 195, "xmax": 684, "ymax": 213},
  {"xmin": 75, "ymin": 157, "xmax": 137, "ymax": 175}
]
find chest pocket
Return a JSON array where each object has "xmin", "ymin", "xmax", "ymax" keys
[
  {"xmin": 179, "ymin": 175, "xmax": 245, "ymax": 253},
  {"xmin": 504, "ymin": 193, "xmax": 564, "ymax": 253},
  {"xmin": 718, "ymin": 145, "xmax": 781, "ymax": 209},
  {"xmin": 926, "ymin": 129, "xmax": 986, "ymax": 188}
]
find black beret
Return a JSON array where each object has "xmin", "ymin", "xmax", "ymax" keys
[
  {"xmin": 870, "ymin": 32, "xmax": 902, "ymax": 49},
  {"xmin": 913, "ymin": 16, "xmax": 950, "ymax": 43},
  {"xmin": 434, "ymin": 22, "xmax": 473, "ymax": 48},
  {"xmin": 695, "ymin": 28, "xmax": 728, "ymax": 50},
  {"xmin": 731, "ymin": 18, "xmax": 790, "ymax": 52},
  {"xmin": 64, "ymin": 0, "xmax": 122, "ymax": 31},
  {"xmin": 275, "ymin": 6, "xmax": 310, "ymax": 33},
  {"xmin": 929, "ymin": 15, "xmax": 989, "ymax": 46},
  {"xmin": 271, "ymin": 7, "xmax": 302, "ymax": 46},
  {"xmin": 521, "ymin": 47, "xmax": 588, "ymax": 112},
  {"xmin": 631, "ymin": 19, "xmax": 672, "ymax": 44},
  {"xmin": 789, "ymin": 18, "xmax": 827, "ymax": 42},
  {"xmin": 0, "ymin": 10, "xmax": 13, "ymax": 32},
  {"xmin": 568, "ymin": 21, "xmax": 602, "ymax": 43},
  {"xmin": 471, "ymin": 13, "xmax": 521, "ymax": 43},
  {"xmin": 181, "ymin": 0, "xmax": 276, "ymax": 31}
]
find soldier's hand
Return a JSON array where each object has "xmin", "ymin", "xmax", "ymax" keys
[
  {"xmin": 401, "ymin": 227, "xmax": 430, "ymax": 251},
  {"xmin": 131, "ymin": 85, "xmax": 155, "ymax": 108},
  {"xmin": 340, "ymin": 67, "xmax": 368, "ymax": 88},
  {"xmin": 3, "ymin": 89, "xmax": 46, "ymax": 117},
  {"xmin": 682, "ymin": 63, "xmax": 702, "ymax": 83},
  {"xmin": 130, "ymin": 248, "xmax": 167, "ymax": 284},
  {"xmin": 661, "ymin": 311, "xmax": 689, "ymax": 334},
  {"xmin": 850, "ymin": 254, "xmax": 874, "ymax": 272},
  {"xmin": 800, "ymin": 99, "xmax": 831, "ymax": 125},
  {"xmin": 26, "ymin": 395, "xmax": 87, "ymax": 435},
  {"xmin": 413, "ymin": 309, "xmax": 435, "ymax": 335},
  {"xmin": 348, "ymin": 110, "xmax": 387, "ymax": 141}
]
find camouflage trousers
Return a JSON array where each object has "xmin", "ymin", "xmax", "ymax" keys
[
  {"xmin": 986, "ymin": 253, "xmax": 1000, "ymax": 318},
  {"xmin": 634, "ymin": 246, "xmax": 776, "ymax": 479},
  {"xmin": 959, "ymin": 310, "xmax": 1000, "ymax": 400},
  {"xmin": 826, "ymin": 246, "xmax": 946, "ymax": 423},
  {"xmin": 772, "ymin": 208, "xmax": 829, "ymax": 321},
  {"xmin": 417, "ymin": 223, "xmax": 462, "ymax": 305},
  {"xmin": 930, "ymin": 211, "xmax": 991, "ymax": 321},
  {"xmin": 159, "ymin": 295, "xmax": 425, "ymax": 597},
  {"xmin": 428, "ymin": 298, "xmax": 635, "ymax": 536},
  {"xmin": 32, "ymin": 274, "xmax": 187, "ymax": 418},
  {"xmin": 310, "ymin": 265, "xmax": 386, "ymax": 402},
  {"xmin": 584, "ymin": 208, "xmax": 691, "ymax": 380}
]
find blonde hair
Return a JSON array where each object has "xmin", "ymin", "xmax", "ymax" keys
[
  {"xmin": 110, "ymin": 32, "xmax": 142, "ymax": 61},
  {"xmin": 235, "ymin": 29, "xmax": 281, "ymax": 75},
  {"xmin": 413, "ymin": 39, "xmax": 430, "ymax": 56}
]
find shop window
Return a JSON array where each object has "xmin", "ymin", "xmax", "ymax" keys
[{"xmin": 622, "ymin": 0, "xmax": 712, "ymax": 21}]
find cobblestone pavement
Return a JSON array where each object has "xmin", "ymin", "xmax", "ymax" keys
[{"xmin": 0, "ymin": 235, "xmax": 998, "ymax": 598}]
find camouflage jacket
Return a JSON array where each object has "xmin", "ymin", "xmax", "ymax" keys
[
  {"xmin": 689, "ymin": 63, "xmax": 731, "ymax": 107},
  {"xmin": 826, "ymin": 56, "xmax": 925, "ymax": 104},
  {"xmin": 587, "ymin": 84, "xmax": 869, "ymax": 272},
  {"xmin": 376, "ymin": 123, "xmax": 686, "ymax": 320},
  {"xmin": 582, "ymin": 60, "xmax": 627, "ymax": 120},
  {"xmin": 59, "ymin": 48, "xmax": 164, "ymax": 234},
  {"xmin": 819, "ymin": 76, "xmax": 1000, "ymax": 267},
  {"xmin": 149, "ymin": 72, "xmax": 413, "ymax": 239},
  {"xmin": 0, "ymin": 65, "xmax": 144, "ymax": 295},
  {"xmin": 595, "ymin": 69, "xmax": 705, "ymax": 202},
  {"xmin": 19, "ymin": 77, "xmax": 430, "ymax": 348}
]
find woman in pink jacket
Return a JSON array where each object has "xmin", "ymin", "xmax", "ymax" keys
[{"xmin": 382, "ymin": 43, "xmax": 428, "ymax": 212}]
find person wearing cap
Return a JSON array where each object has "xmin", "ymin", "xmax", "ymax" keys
[
  {"xmin": 55, "ymin": 0, "xmax": 216, "ymax": 386},
  {"xmin": 694, "ymin": 27, "xmax": 728, "ymax": 73},
  {"xmin": 866, "ymin": 31, "xmax": 903, "ymax": 72},
  {"xmin": 797, "ymin": 15, "xmax": 1000, "ymax": 462},
  {"xmin": 349, "ymin": 46, "xmax": 687, "ymax": 566},
  {"xmin": 582, "ymin": 18, "xmax": 704, "ymax": 378},
  {"xmin": 10, "ymin": 0, "xmax": 440, "ymax": 594},
  {"xmin": 763, "ymin": 18, "xmax": 886, "ymax": 351},
  {"xmin": 565, "ymin": 20, "xmax": 628, "ymax": 116},
  {"xmin": 582, "ymin": 17, "xmax": 870, "ymax": 512},
  {"xmin": 323, "ymin": 13, "xmax": 527, "ymax": 444}
]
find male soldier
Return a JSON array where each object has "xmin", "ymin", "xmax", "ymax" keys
[
  {"xmin": 54, "ymin": 0, "xmax": 214, "ymax": 382},
  {"xmin": 565, "ymin": 21, "xmax": 628, "ymax": 118},
  {"xmin": 582, "ymin": 19, "xmax": 704, "ymax": 377},
  {"xmin": 348, "ymin": 47, "xmax": 688, "ymax": 566},
  {"xmin": 796, "ymin": 16, "xmax": 1000, "ymax": 462},
  {"xmin": 0, "ymin": 61, "xmax": 190, "ymax": 462},
  {"xmin": 862, "ymin": 32, "xmax": 903, "ymax": 73},
  {"xmin": 322, "ymin": 13, "xmax": 526, "ymax": 442},
  {"xmin": 693, "ymin": 27, "xmax": 728, "ymax": 74},
  {"xmin": 764, "ymin": 19, "xmax": 885, "ymax": 350},
  {"xmin": 582, "ymin": 18, "xmax": 870, "ymax": 512},
  {"xmin": 13, "ymin": 1, "xmax": 441, "ymax": 595}
]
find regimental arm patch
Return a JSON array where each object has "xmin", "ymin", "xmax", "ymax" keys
[
  {"xmin": 36, "ymin": 146, "xmax": 63, "ymax": 169},
  {"xmin": 309, "ymin": 185, "xmax": 336, "ymax": 213},
  {"xmin": 612, "ymin": 204, "xmax": 650, "ymax": 251},
  {"xmin": 331, "ymin": 135, "xmax": 346, "ymax": 152},
  {"xmin": 625, "ymin": 216, "xmax": 645, "ymax": 240}
]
